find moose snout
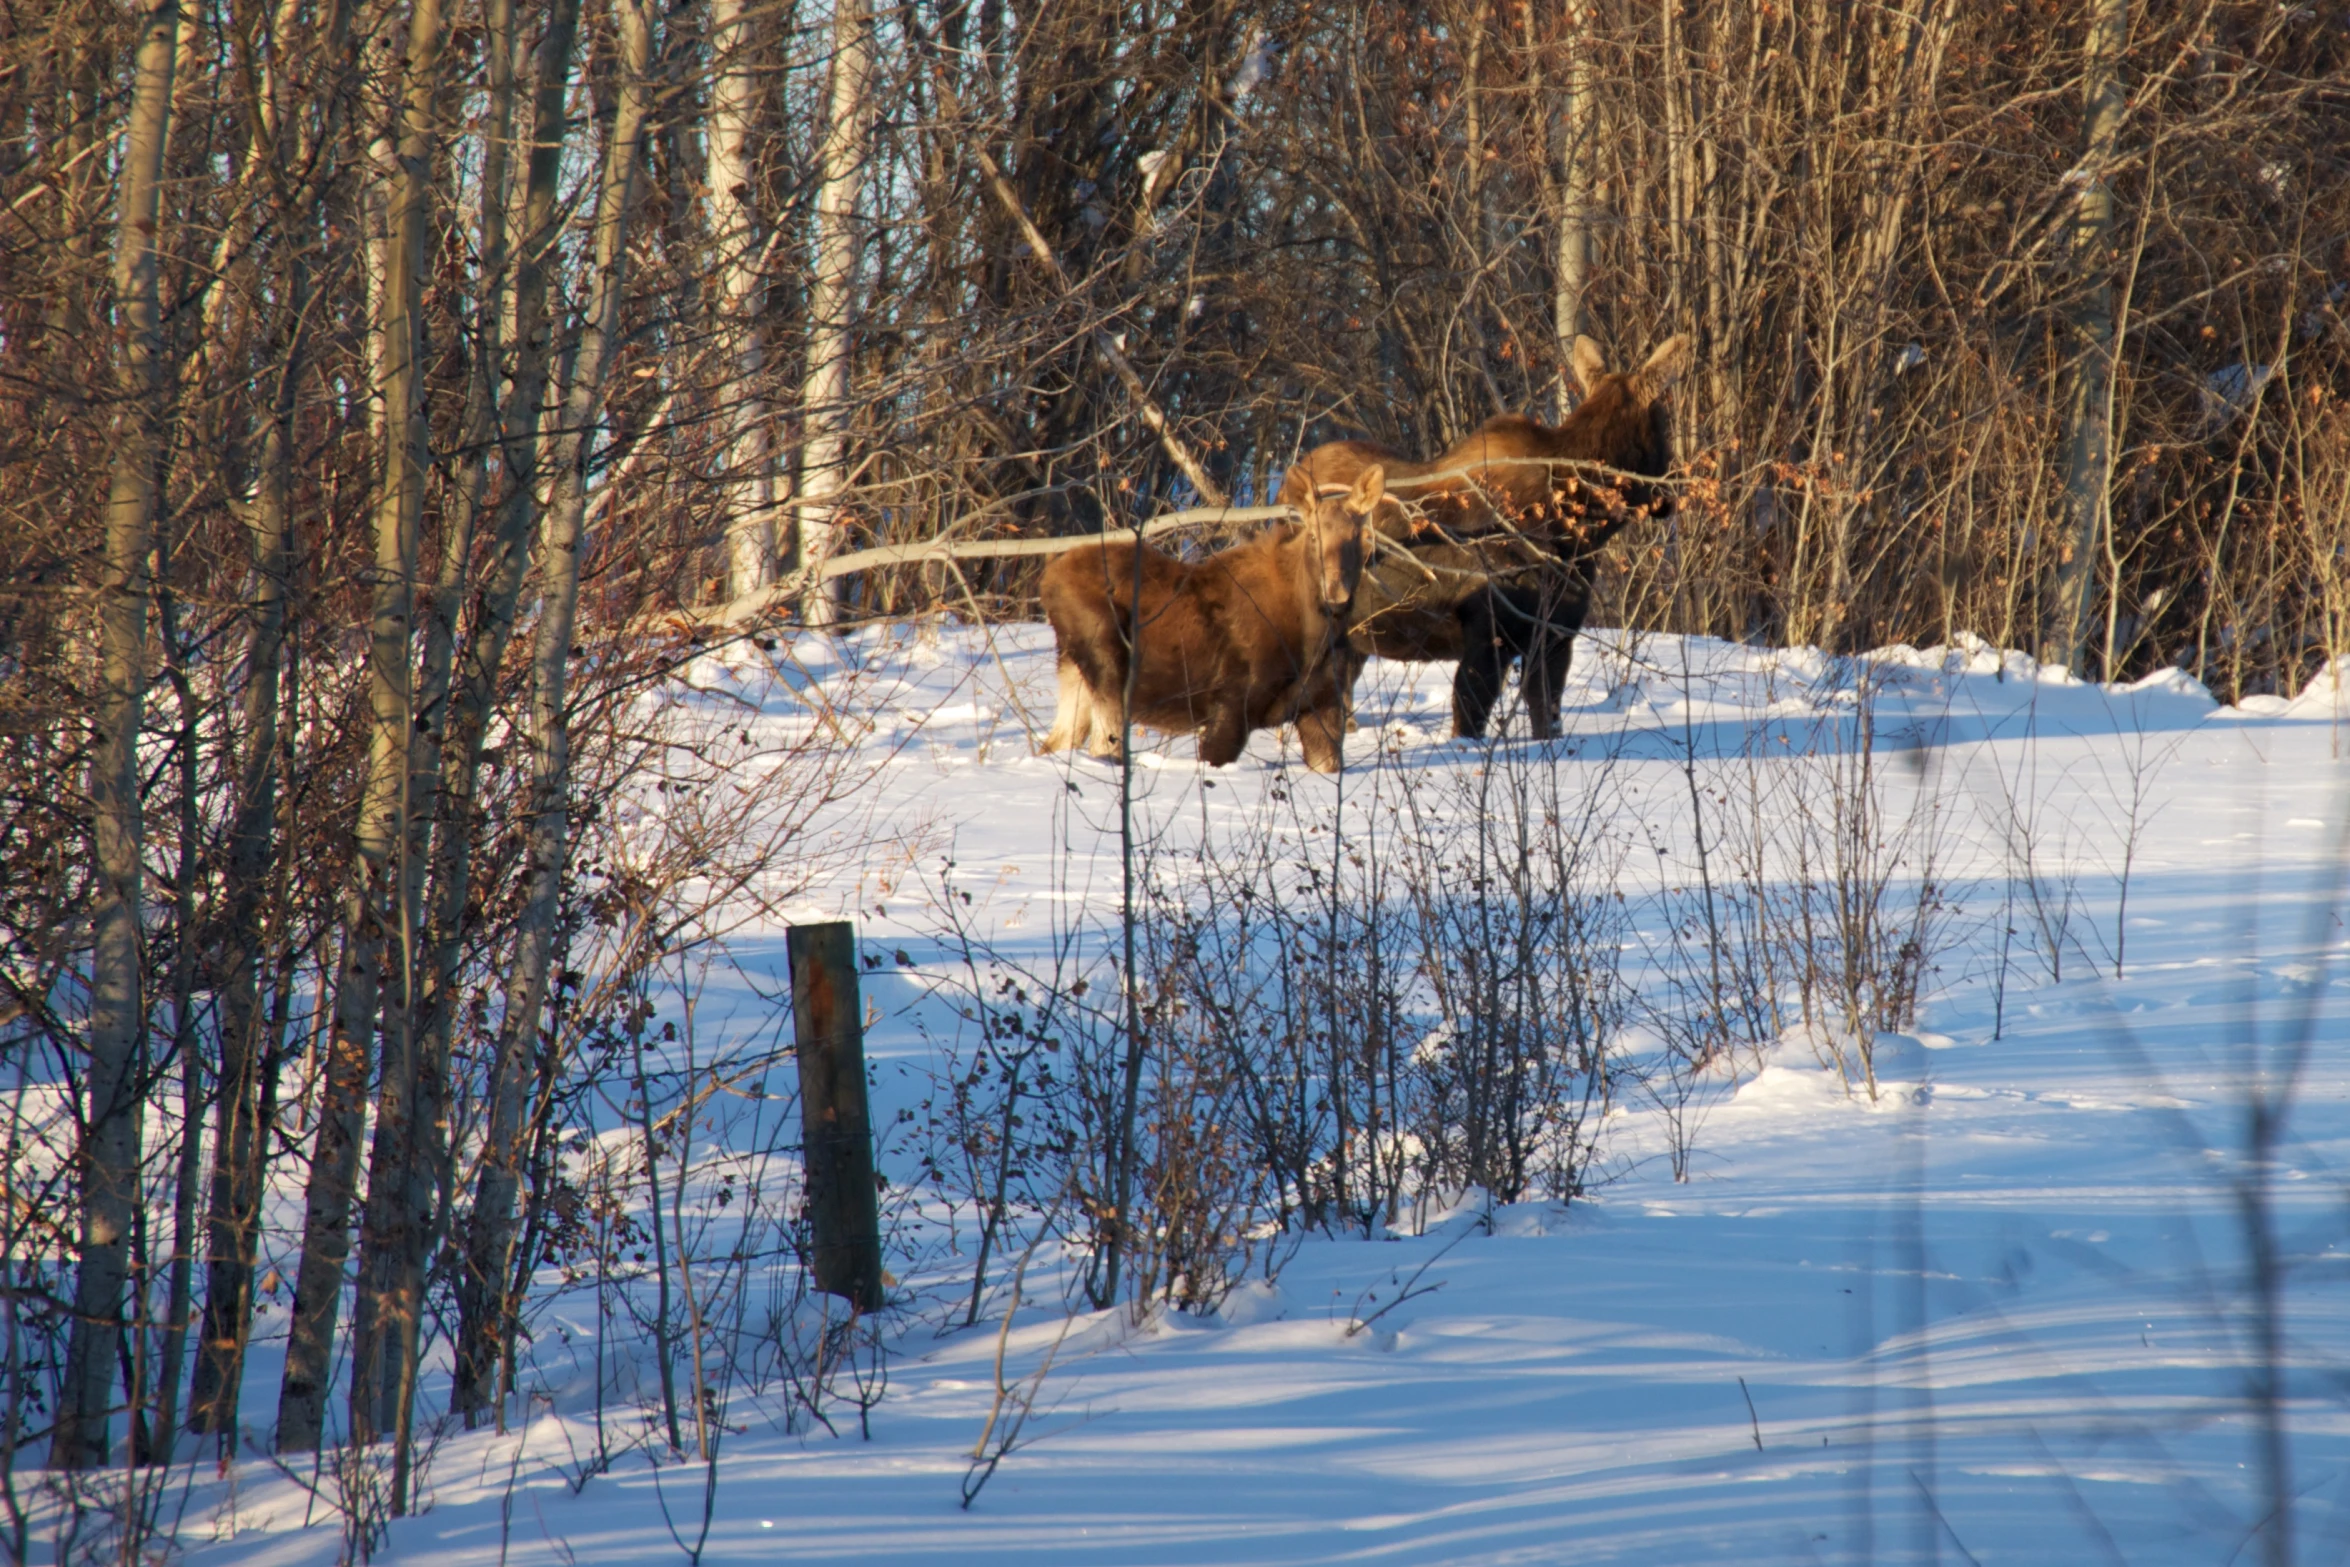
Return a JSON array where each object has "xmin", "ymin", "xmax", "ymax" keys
[{"xmin": 1322, "ymin": 541, "xmax": 1364, "ymax": 611}]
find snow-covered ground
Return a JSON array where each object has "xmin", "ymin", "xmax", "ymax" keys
[{"xmin": 179, "ymin": 624, "xmax": 2350, "ymax": 1566}]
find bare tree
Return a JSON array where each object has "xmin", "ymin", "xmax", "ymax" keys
[
  {"xmin": 1546, "ymin": 6, "xmax": 1599, "ymax": 415},
  {"xmin": 278, "ymin": 0, "xmax": 448, "ymax": 1458},
  {"xmin": 463, "ymin": 0, "xmax": 661, "ymax": 1465},
  {"xmin": 52, "ymin": 0, "xmax": 177, "ymax": 1474},
  {"xmin": 709, "ymin": 0, "xmax": 781, "ymax": 599},
  {"xmin": 448, "ymin": 0, "xmax": 590, "ymax": 1430},
  {"xmin": 2046, "ymin": 0, "xmax": 2130, "ymax": 674},
  {"xmin": 792, "ymin": 0, "xmax": 873, "ymax": 623}
]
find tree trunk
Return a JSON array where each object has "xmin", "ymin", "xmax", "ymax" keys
[
  {"xmin": 350, "ymin": 0, "xmax": 528, "ymax": 1461},
  {"xmin": 345, "ymin": 0, "xmax": 453, "ymax": 1463},
  {"xmin": 710, "ymin": 0, "xmax": 777, "ymax": 600},
  {"xmin": 458, "ymin": 0, "xmax": 656, "ymax": 1455},
  {"xmin": 793, "ymin": 0, "xmax": 873, "ymax": 624},
  {"xmin": 277, "ymin": 0, "xmax": 445, "ymax": 1458},
  {"xmin": 188, "ymin": 357, "xmax": 296, "ymax": 1440},
  {"xmin": 188, "ymin": 0, "xmax": 355, "ymax": 1437},
  {"xmin": 53, "ymin": 0, "xmax": 177, "ymax": 1473},
  {"xmin": 2046, "ymin": 0, "xmax": 2128, "ymax": 675},
  {"xmin": 145, "ymin": 568, "xmax": 206, "ymax": 1461},
  {"xmin": 1552, "ymin": 6, "xmax": 1597, "ymax": 416},
  {"xmin": 447, "ymin": 0, "xmax": 587, "ymax": 1429}
]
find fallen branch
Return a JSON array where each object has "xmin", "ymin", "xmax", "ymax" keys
[
  {"xmin": 666, "ymin": 503, "xmax": 1294, "ymax": 633},
  {"xmin": 663, "ymin": 455, "xmax": 1689, "ymax": 636}
]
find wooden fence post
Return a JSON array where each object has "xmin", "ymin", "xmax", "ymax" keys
[{"xmin": 789, "ymin": 921, "xmax": 886, "ymax": 1312}]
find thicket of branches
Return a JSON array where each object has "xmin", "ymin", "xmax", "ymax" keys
[{"xmin": 0, "ymin": 0, "xmax": 2346, "ymax": 1539}]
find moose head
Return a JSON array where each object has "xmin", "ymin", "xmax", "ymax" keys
[{"xmin": 1303, "ymin": 464, "xmax": 1384, "ymax": 613}]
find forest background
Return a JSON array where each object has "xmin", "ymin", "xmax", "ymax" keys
[{"xmin": 0, "ymin": 0, "xmax": 2347, "ymax": 1548}]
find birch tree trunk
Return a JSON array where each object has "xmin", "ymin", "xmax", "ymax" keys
[
  {"xmin": 710, "ymin": 0, "xmax": 777, "ymax": 600},
  {"xmin": 277, "ymin": 0, "xmax": 445, "ymax": 1457},
  {"xmin": 1552, "ymin": 6, "xmax": 1597, "ymax": 418},
  {"xmin": 464, "ymin": 0, "xmax": 657, "ymax": 1451},
  {"xmin": 344, "ymin": 0, "xmax": 456, "ymax": 1460},
  {"xmin": 53, "ymin": 0, "xmax": 177, "ymax": 1472},
  {"xmin": 793, "ymin": 0, "xmax": 873, "ymax": 625},
  {"xmin": 187, "ymin": 0, "xmax": 356, "ymax": 1441},
  {"xmin": 2047, "ymin": 0, "xmax": 2128, "ymax": 675},
  {"xmin": 446, "ymin": 0, "xmax": 588, "ymax": 1427},
  {"xmin": 348, "ymin": 0, "xmax": 522, "ymax": 1458},
  {"xmin": 146, "ymin": 564, "xmax": 205, "ymax": 1462},
  {"xmin": 187, "ymin": 327, "xmax": 297, "ymax": 1440}
]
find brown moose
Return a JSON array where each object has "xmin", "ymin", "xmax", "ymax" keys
[
  {"xmin": 1281, "ymin": 334, "xmax": 1692, "ymax": 739},
  {"xmin": 1038, "ymin": 467, "xmax": 1381, "ymax": 774}
]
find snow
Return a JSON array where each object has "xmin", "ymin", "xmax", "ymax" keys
[{"xmin": 165, "ymin": 623, "xmax": 2350, "ymax": 1565}]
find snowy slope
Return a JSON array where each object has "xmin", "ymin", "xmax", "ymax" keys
[{"xmin": 179, "ymin": 625, "xmax": 2350, "ymax": 1567}]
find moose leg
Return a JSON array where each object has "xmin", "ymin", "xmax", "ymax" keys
[
  {"xmin": 1296, "ymin": 702, "xmax": 1346, "ymax": 774},
  {"xmin": 1520, "ymin": 631, "xmax": 1575, "ymax": 740},
  {"xmin": 1326, "ymin": 645, "xmax": 1362, "ymax": 734},
  {"xmin": 1515, "ymin": 589, "xmax": 1579, "ymax": 740},
  {"xmin": 1518, "ymin": 575, "xmax": 1591, "ymax": 739},
  {"xmin": 1084, "ymin": 689, "xmax": 1124, "ymax": 758},
  {"xmin": 1197, "ymin": 691, "xmax": 1252, "ymax": 768},
  {"xmin": 1059, "ymin": 634, "xmax": 1130, "ymax": 759},
  {"xmin": 1450, "ymin": 591, "xmax": 1514, "ymax": 739},
  {"xmin": 1040, "ymin": 657, "xmax": 1090, "ymax": 752}
]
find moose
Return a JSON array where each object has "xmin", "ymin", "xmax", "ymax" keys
[
  {"xmin": 1280, "ymin": 334, "xmax": 1692, "ymax": 739},
  {"xmin": 1038, "ymin": 466, "xmax": 1382, "ymax": 774}
]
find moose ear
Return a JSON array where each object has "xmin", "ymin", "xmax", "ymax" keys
[
  {"xmin": 1347, "ymin": 464, "xmax": 1386, "ymax": 514},
  {"xmin": 1570, "ymin": 335, "xmax": 1609, "ymax": 397},
  {"xmin": 1633, "ymin": 334, "xmax": 1694, "ymax": 400}
]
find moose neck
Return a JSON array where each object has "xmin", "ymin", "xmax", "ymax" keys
[
  {"xmin": 1288, "ymin": 521, "xmax": 1343, "ymax": 646},
  {"xmin": 1548, "ymin": 380, "xmax": 1649, "ymax": 461}
]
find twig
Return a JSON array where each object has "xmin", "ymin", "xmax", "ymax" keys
[
  {"xmin": 1345, "ymin": 1226, "xmax": 1469, "ymax": 1338},
  {"xmin": 968, "ymin": 1238, "xmax": 1041, "ymax": 1463},
  {"xmin": 961, "ymin": 1241, "xmax": 1081, "ymax": 1509},
  {"xmin": 1737, "ymin": 1375, "xmax": 1763, "ymax": 1451},
  {"xmin": 1909, "ymin": 1469, "xmax": 1985, "ymax": 1567},
  {"xmin": 918, "ymin": 53, "xmax": 1227, "ymax": 506}
]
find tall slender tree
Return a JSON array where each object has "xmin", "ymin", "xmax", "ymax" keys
[
  {"xmin": 446, "ymin": 0, "xmax": 590, "ymax": 1427},
  {"xmin": 466, "ymin": 0, "xmax": 659, "ymax": 1467},
  {"xmin": 793, "ymin": 0, "xmax": 873, "ymax": 623},
  {"xmin": 188, "ymin": 0, "xmax": 359, "ymax": 1444},
  {"xmin": 278, "ymin": 0, "xmax": 447, "ymax": 1456},
  {"xmin": 1549, "ymin": 5, "xmax": 1598, "ymax": 416},
  {"xmin": 52, "ymin": 0, "xmax": 178, "ymax": 1474},
  {"xmin": 710, "ymin": 0, "xmax": 778, "ymax": 600},
  {"xmin": 2047, "ymin": 0, "xmax": 2129, "ymax": 674}
]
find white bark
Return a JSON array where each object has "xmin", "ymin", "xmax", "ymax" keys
[
  {"xmin": 710, "ymin": 0, "xmax": 777, "ymax": 600},
  {"xmin": 492, "ymin": 0, "xmax": 659, "ymax": 1432},
  {"xmin": 277, "ymin": 0, "xmax": 444, "ymax": 1457},
  {"xmin": 350, "ymin": 0, "xmax": 531, "ymax": 1478},
  {"xmin": 2048, "ymin": 0, "xmax": 2128, "ymax": 673},
  {"xmin": 1552, "ymin": 7, "xmax": 1597, "ymax": 419},
  {"xmin": 794, "ymin": 0, "xmax": 874, "ymax": 625},
  {"xmin": 55, "ymin": 0, "xmax": 176, "ymax": 1471}
]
